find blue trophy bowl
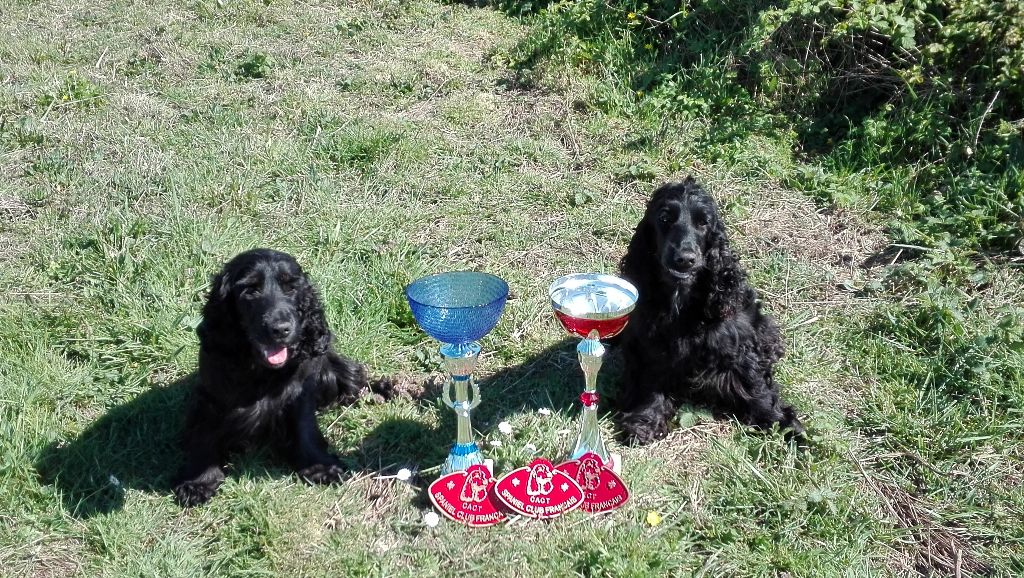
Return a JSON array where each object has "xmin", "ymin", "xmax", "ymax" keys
[{"xmin": 405, "ymin": 271, "xmax": 509, "ymax": 344}]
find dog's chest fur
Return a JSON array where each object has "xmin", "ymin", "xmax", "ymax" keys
[
  {"xmin": 633, "ymin": 298, "xmax": 762, "ymax": 381},
  {"xmin": 666, "ymin": 317, "xmax": 753, "ymax": 373},
  {"xmin": 199, "ymin": 352, "xmax": 318, "ymax": 439}
]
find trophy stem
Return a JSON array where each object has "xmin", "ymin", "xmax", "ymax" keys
[
  {"xmin": 572, "ymin": 330, "xmax": 609, "ymax": 464},
  {"xmin": 440, "ymin": 341, "xmax": 484, "ymax": 474},
  {"xmin": 453, "ymin": 377, "xmax": 473, "ymax": 445}
]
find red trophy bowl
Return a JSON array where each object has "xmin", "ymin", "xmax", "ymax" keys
[{"xmin": 549, "ymin": 273, "xmax": 637, "ymax": 513}]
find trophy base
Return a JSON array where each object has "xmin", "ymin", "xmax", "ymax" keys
[
  {"xmin": 441, "ymin": 442, "xmax": 485, "ymax": 475},
  {"xmin": 568, "ymin": 450, "xmax": 622, "ymax": 474}
]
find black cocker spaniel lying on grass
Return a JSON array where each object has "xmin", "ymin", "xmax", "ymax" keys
[
  {"xmin": 173, "ymin": 249, "xmax": 368, "ymax": 506},
  {"xmin": 616, "ymin": 178, "xmax": 804, "ymax": 444}
]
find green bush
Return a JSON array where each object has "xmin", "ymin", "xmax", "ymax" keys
[{"xmin": 511, "ymin": 0, "xmax": 1023, "ymax": 251}]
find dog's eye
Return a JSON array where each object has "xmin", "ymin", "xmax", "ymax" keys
[
  {"xmin": 657, "ymin": 210, "xmax": 673, "ymax": 224},
  {"xmin": 280, "ymin": 277, "xmax": 299, "ymax": 294}
]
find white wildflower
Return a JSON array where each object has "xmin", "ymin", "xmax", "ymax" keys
[{"xmin": 423, "ymin": 511, "xmax": 440, "ymax": 527}]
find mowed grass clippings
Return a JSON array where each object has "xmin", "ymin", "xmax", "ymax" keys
[{"xmin": 1, "ymin": 0, "xmax": 1019, "ymax": 576}]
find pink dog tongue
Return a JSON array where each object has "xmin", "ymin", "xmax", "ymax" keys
[{"xmin": 266, "ymin": 346, "xmax": 288, "ymax": 365}]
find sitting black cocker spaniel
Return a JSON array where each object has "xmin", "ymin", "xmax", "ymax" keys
[
  {"xmin": 616, "ymin": 178, "xmax": 804, "ymax": 444},
  {"xmin": 173, "ymin": 249, "xmax": 368, "ymax": 506}
]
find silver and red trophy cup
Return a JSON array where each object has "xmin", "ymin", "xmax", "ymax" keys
[
  {"xmin": 405, "ymin": 271, "xmax": 509, "ymax": 527},
  {"xmin": 494, "ymin": 273, "xmax": 638, "ymax": 518},
  {"xmin": 549, "ymin": 273, "xmax": 637, "ymax": 513}
]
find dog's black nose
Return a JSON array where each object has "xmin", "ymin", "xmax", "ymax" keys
[
  {"xmin": 673, "ymin": 251, "xmax": 697, "ymax": 269},
  {"xmin": 270, "ymin": 321, "xmax": 293, "ymax": 339}
]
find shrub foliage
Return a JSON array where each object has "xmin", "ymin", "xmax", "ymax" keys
[{"xmin": 513, "ymin": 0, "xmax": 1023, "ymax": 251}]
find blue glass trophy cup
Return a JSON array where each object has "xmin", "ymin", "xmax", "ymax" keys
[{"xmin": 406, "ymin": 272, "xmax": 509, "ymax": 475}]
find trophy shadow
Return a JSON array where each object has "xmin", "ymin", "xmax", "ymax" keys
[
  {"xmin": 336, "ymin": 417, "xmax": 451, "ymax": 475},
  {"xmin": 474, "ymin": 337, "xmax": 625, "ymax": 426},
  {"xmin": 334, "ymin": 417, "xmax": 450, "ymax": 509},
  {"xmin": 337, "ymin": 338, "xmax": 627, "ymax": 510}
]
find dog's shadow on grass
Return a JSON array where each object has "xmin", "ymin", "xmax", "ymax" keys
[
  {"xmin": 34, "ymin": 374, "xmax": 194, "ymax": 518},
  {"xmin": 34, "ymin": 340, "xmax": 626, "ymax": 518},
  {"xmin": 34, "ymin": 373, "xmax": 305, "ymax": 518}
]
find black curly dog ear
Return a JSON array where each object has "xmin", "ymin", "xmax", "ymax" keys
[
  {"xmin": 197, "ymin": 270, "xmax": 239, "ymax": 351},
  {"xmin": 703, "ymin": 217, "xmax": 747, "ymax": 320},
  {"xmin": 298, "ymin": 273, "xmax": 332, "ymax": 356},
  {"xmin": 620, "ymin": 195, "xmax": 660, "ymax": 295}
]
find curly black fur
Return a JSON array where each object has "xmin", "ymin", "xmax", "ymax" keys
[
  {"xmin": 173, "ymin": 249, "xmax": 367, "ymax": 506},
  {"xmin": 616, "ymin": 179, "xmax": 804, "ymax": 444}
]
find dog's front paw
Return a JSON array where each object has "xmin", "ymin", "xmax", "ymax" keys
[
  {"xmin": 298, "ymin": 462, "xmax": 346, "ymax": 485},
  {"xmin": 173, "ymin": 480, "xmax": 220, "ymax": 507},
  {"xmin": 779, "ymin": 406, "xmax": 807, "ymax": 444},
  {"xmin": 620, "ymin": 413, "xmax": 669, "ymax": 445},
  {"xmin": 368, "ymin": 375, "xmax": 399, "ymax": 401}
]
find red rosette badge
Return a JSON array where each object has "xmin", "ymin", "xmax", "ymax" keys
[
  {"xmin": 556, "ymin": 452, "xmax": 629, "ymax": 513},
  {"xmin": 428, "ymin": 464, "xmax": 506, "ymax": 527},
  {"xmin": 494, "ymin": 458, "xmax": 584, "ymax": 519}
]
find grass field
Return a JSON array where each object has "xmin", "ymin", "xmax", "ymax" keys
[{"xmin": 1, "ymin": 0, "xmax": 1021, "ymax": 576}]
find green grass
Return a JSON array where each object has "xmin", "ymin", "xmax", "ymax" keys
[{"xmin": 1, "ymin": 0, "xmax": 1021, "ymax": 576}]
